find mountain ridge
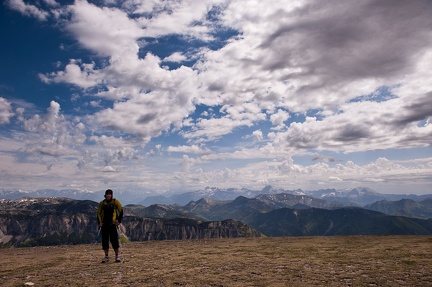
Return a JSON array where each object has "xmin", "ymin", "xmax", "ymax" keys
[
  {"xmin": 2, "ymin": 186, "xmax": 431, "ymax": 206},
  {"xmin": 3, "ymin": 192, "xmax": 432, "ymax": 248},
  {"xmin": 249, "ymin": 207, "xmax": 432, "ymax": 236},
  {"xmin": 365, "ymin": 198, "xmax": 432, "ymax": 219}
]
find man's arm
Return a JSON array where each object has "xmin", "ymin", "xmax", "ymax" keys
[
  {"xmin": 97, "ymin": 201, "xmax": 104, "ymax": 226},
  {"xmin": 116, "ymin": 200, "xmax": 123, "ymax": 223}
]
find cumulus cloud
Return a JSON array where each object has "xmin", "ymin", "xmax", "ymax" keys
[
  {"xmin": 135, "ymin": 0, "xmax": 225, "ymax": 39},
  {"xmin": 270, "ymin": 109, "xmax": 290, "ymax": 130},
  {"xmin": 252, "ymin": 130, "xmax": 263, "ymax": 142},
  {"xmin": 17, "ymin": 101, "xmax": 86, "ymax": 157},
  {"xmin": 183, "ymin": 103, "xmax": 267, "ymax": 142},
  {"xmin": 0, "ymin": 98, "xmax": 13, "ymax": 124},
  {"xmin": 194, "ymin": 0, "xmax": 432, "ymax": 140},
  {"xmin": 92, "ymin": 64, "xmax": 198, "ymax": 140},
  {"xmin": 40, "ymin": 60, "xmax": 99, "ymax": 89},
  {"xmin": 266, "ymin": 93, "xmax": 432, "ymax": 153},
  {"xmin": 2, "ymin": 0, "xmax": 432, "ymax": 193},
  {"xmin": 102, "ymin": 166, "xmax": 116, "ymax": 172},
  {"xmin": 67, "ymin": 1, "xmax": 143, "ymax": 57},
  {"xmin": 163, "ymin": 52, "xmax": 187, "ymax": 63},
  {"xmin": 167, "ymin": 145, "xmax": 211, "ymax": 155}
]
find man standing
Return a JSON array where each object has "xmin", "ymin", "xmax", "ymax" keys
[{"xmin": 97, "ymin": 189, "xmax": 123, "ymax": 263}]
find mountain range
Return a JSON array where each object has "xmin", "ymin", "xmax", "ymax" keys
[
  {"xmin": 1, "ymin": 186, "xmax": 432, "ymax": 247},
  {"xmin": 2, "ymin": 186, "xmax": 431, "ymax": 206},
  {"xmin": 134, "ymin": 194, "xmax": 432, "ymax": 235}
]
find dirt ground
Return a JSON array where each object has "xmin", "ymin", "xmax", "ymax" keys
[{"xmin": 1, "ymin": 236, "xmax": 432, "ymax": 287}]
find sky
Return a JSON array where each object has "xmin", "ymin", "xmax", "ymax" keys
[{"xmin": 0, "ymin": 0, "xmax": 431, "ymax": 196}]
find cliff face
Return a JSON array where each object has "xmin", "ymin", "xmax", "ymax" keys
[
  {"xmin": 0, "ymin": 198, "xmax": 99, "ymax": 246},
  {"xmin": 122, "ymin": 217, "xmax": 261, "ymax": 241},
  {"xmin": 0, "ymin": 198, "xmax": 262, "ymax": 247}
]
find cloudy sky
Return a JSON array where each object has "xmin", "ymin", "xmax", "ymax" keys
[{"xmin": 0, "ymin": 0, "xmax": 431, "ymax": 195}]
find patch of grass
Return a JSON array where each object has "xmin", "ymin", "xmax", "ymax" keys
[{"xmin": 401, "ymin": 260, "xmax": 417, "ymax": 266}]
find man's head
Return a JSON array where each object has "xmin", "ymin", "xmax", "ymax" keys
[{"xmin": 105, "ymin": 189, "xmax": 113, "ymax": 200}]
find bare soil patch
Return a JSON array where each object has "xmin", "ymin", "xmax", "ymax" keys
[{"xmin": 1, "ymin": 236, "xmax": 432, "ymax": 286}]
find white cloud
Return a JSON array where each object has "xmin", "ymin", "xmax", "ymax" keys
[
  {"xmin": 40, "ymin": 60, "xmax": 99, "ymax": 89},
  {"xmin": 167, "ymin": 145, "xmax": 211, "ymax": 155},
  {"xmin": 328, "ymin": 176, "xmax": 343, "ymax": 182},
  {"xmin": 146, "ymin": 144, "xmax": 162, "ymax": 156},
  {"xmin": 252, "ymin": 130, "xmax": 263, "ymax": 142},
  {"xmin": 183, "ymin": 103, "xmax": 267, "ymax": 142},
  {"xmin": 16, "ymin": 101, "xmax": 86, "ymax": 158},
  {"xmin": 163, "ymin": 52, "xmax": 187, "ymax": 63},
  {"xmin": 67, "ymin": 1, "xmax": 143, "ymax": 57},
  {"xmin": 6, "ymin": 0, "xmax": 50, "ymax": 21},
  {"xmin": 92, "ymin": 62, "xmax": 198, "ymax": 140},
  {"xmin": 2, "ymin": 0, "xmax": 432, "ymax": 194},
  {"xmin": 136, "ymin": 0, "xmax": 225, "ymax": 39},
  {"xmin": 270, "ymin": 109, "xmax": 290, "ymax": 130},
  {"xmin": 194, "ymin": 0, "xmax": 432, "ymax": 141},
  {"xmin": 0, "ymin": 98, "xmax": 13, "ymax": 124},
  {"xmin": 102, "ymin": 166, "xmax": 116, "ymax": 172},
  {"xmin": 43, "ymin": 0, "xmax": 58, "ymax": 7},
  {"xmin": 264, "ymin": 93, "xmax": 432, "ymax": 154}
]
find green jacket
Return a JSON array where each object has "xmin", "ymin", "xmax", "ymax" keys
[{"xmin": 97, "ymin": 198, "xmax": 123, "ymax": 225}]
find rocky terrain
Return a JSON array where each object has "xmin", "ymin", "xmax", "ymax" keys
[{"xmin": 0, "ymin": 198, "xmax": 261, "ymax": 247}]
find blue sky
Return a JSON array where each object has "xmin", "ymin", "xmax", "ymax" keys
[{"xmin": 0, "ymin": 0, "xmax": 431, "ymax": 195}]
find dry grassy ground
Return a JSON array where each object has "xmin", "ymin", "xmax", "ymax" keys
[{"xmin": 1, "ymin": 236, "xmax": 432, "ymax": 287}]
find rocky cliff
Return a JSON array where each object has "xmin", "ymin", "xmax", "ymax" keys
[
  {"xmin": 122, "ymin": 217, "xmax": 261, "ymax": 241},
  {"xmin": 0, "ymin": 198, "xmax": 262, "ymax": 247},
  {"xmin": 0, "ymin": 198, "xmax": 100, "ymax": 246}
]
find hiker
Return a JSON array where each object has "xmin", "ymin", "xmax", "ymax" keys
[{"xmin": 97, "ymin": 189, "xmax": 123, "ymax": 263}]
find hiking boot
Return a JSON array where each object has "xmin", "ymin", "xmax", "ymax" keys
[
  {"xmin": 101, "ymin": 256, "xmax": 109, "ymax": 263},
  {"xmin": 115, "ymin": 256, "xmax": 121, "ymax": 263}
]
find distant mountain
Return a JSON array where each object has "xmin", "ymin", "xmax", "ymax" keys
[
  {"xmin": 365, "ymin": 198, "xmax": 432, "ymax": 219},
  {"xmin": 2, "ymin": 186, "xmax": 431, "ymax": 207},
  {"xmin": 248, "ymin": 207, "xmax": 432, "ymax": 236},
  {"xmin": 306, "ymin": 187, "xmax": 385, "ymax": 205},
  {"xmin": 203, "ymin": 196, "xmax": 274, "ymax": 222},
  {"xmin": 140, "ymin": 187, "xmax": 266, "ymax": 206},
  {"xmin": 0, "ymin": 189, "xmax": 100, "ymax": 201},
  {"xmin": 178, "ymin": 193, "xmax": 348, "ymax": 221},
  {"xmin": 181, "ymin": 198, "xmax": 227, "ymax": 220},
  {"xmin": 310, "ymin": 187, "xmax": 432, "ymax": 205},
  {"xmin": 140, "ymin": 186, "xmax": 432, "ymax": 206},
  {"xmin": 0, "ymin": 189, "xmax": 149, "ymax": 205},
  {"xmin": 255, "ymin": 193, "xmax": 350, "ymax": 209},
  {"xmin": 175, "ymin": 195, "xmax": 432, "ymax": 236},
  {"xmin": 139, "ymin": 195, "xmax": 175, "ymax": 205}
]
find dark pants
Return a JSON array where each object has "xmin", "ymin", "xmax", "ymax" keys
[{"xmin": 101, "ymin": 224, "xmax": 119, "ymax": 250}]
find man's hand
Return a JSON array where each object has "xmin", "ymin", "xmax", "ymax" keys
[
  {"xmin": 115, "ymin": 220, "xmax": 120, "ymax": 226},
  {"xmin": 99, "ymin": 222, "xmax": 103, "ymax": 227}
]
